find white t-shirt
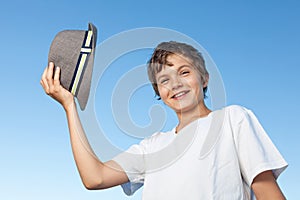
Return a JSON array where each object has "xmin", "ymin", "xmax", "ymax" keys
[{"xmin": 113, "ymin": 105, "xmax": 288, "ymax": 200}]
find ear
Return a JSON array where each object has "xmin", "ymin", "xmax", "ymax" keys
[{"xmin": 203, "ymin": 74, "xmax": 209, "ymax": 88}]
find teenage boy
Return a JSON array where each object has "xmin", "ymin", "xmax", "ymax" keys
[{"xmin": 41, "ymin": 41, "xmax": 287, "ymax": 199}]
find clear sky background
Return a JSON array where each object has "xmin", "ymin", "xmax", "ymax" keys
[{"xmin": 0, "ymin": 0, "xmax": 299, "ymax": 199}]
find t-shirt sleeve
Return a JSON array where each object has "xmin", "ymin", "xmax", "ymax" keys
[
  {"xmin": 230, "ymin": 106, "xmax": 288, "ymax": 186},
  {"xmin": 112, "ymin": 142, "xmax": 146, "ymax": 196}
]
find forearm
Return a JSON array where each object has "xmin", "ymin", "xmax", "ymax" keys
[
  {"xmin": 65, "ymin": 101, "xmax": 105, "ymax": 189},
  {"xmin": 41, "ymin": 63, "xmax": 126, "ymax": 189}
]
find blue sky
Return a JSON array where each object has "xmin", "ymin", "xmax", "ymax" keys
[{"xmin": 0, "ymin": 0, "xmax": 299, "ymax": 199}]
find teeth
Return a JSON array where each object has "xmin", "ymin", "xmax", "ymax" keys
[{"xmin": 174, "ymin": 91, "xmax": 186, "ymax": 98}]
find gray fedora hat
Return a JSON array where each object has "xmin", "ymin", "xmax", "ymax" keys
[{"xmin": 48, "ymin": 23, "xmax": 97, "ymax": 110}]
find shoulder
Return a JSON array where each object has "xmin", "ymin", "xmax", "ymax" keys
[
  {"xmin": 220, "ymin": 105, "xmax": 261, "ymax": 129},
  {"xmin": 225, "ymin": 104, "xmax": 249, "ymax": 114},
  {"xmin": 224, "ymin": 104, "xmax": 252, "ymax": 121},
  {"xmin": 222, "ymin": 105, "xmax": 266, "ymax": 138}
]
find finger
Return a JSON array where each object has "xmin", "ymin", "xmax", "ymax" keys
[
  {"xmin": 41, "ymin": 65, "xmax": 48, "ymax": 80},
  {"xmin": 41, "ymin": 66, "xmax": 50, "ymax": 94},
  {"xmin": 53, "ymin": 66, "xmax": 61, "ymax": 86},
  {"xmin": 46, "ymin": 62, "xmax": 54, "ymax": 85}
]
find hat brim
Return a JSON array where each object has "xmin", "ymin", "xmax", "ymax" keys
[{"xmin": 75, "ymin": 23, "xmax": 97, "ymax": 110}]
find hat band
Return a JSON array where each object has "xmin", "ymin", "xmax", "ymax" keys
[{"xmin": 69, "ymin": 30, "xmax": 93, "ymax": 95}]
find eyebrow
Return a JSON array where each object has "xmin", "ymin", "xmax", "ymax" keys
[{"xmin": 178, "ymin": 64, "xmax": 191, "ymax": 71}]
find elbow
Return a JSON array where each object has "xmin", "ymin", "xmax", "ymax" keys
[
  {"xmin": 82, "ymin": 178, "xmax": 104, "ymax": 190},
  {"xmin": 84, "ymin": 183, "xmax": 98, "ymax": 190}
]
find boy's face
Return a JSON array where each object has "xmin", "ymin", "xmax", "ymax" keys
[{"xmin": 155, "ymin": 54, "xmax": 207, "ymax": 114}]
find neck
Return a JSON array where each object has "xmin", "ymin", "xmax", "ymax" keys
[{"xmin": 175, "ymin": 103, "xmax": 211, "ymax": 133}]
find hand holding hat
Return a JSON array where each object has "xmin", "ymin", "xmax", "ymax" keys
[{"xmin": 47, "ymin": 23, "xmax": 97, "ymax": 110}]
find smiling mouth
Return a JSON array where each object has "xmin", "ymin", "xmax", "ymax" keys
[{"xmin": 171, "ymin": 90, "xmax": 190, "ymax": 99}]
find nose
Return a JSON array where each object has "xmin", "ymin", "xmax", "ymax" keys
[{"xmin": 171, "ymin": 76, "xmax": 183, "ymax": 91}]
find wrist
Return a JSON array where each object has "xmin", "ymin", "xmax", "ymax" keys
[{"xmin": 63, "ymin": 97, "xmax": 76, "ymax": 113}]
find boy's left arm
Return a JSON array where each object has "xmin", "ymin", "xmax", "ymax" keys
[{"xmin": 251, "ymin": 170, "xmax": 286, "ymax": 200}]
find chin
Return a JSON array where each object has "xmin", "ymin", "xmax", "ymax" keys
[
  {"xmin": 170, "ymin": 99, "xmax": 202, "ymax": 113},
  {"xmin": 172, "ymin": 104, "xmax": 196, "ymax": 113}
]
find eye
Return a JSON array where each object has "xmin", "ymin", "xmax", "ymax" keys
[
  {"xmin": 180, "ymin": 70, "xmax": 190, "ymax": 76},
  {"xmin": 160, "ymin": 78, "xmax": 169, "ymax": 84}
]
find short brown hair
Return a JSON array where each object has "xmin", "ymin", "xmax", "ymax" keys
[{"xmin": 147, "ymin": 41, "xmax": 209, "ymax": 99}]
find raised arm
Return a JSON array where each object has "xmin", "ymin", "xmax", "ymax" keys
[{"xmin": 40, "ymin": 62, "xmax": 128, "ymax": 189}]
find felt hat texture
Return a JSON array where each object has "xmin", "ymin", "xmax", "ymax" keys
[{"xmin": 48, "ymin": 23, "xmax": 97, "ymax": 110}]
